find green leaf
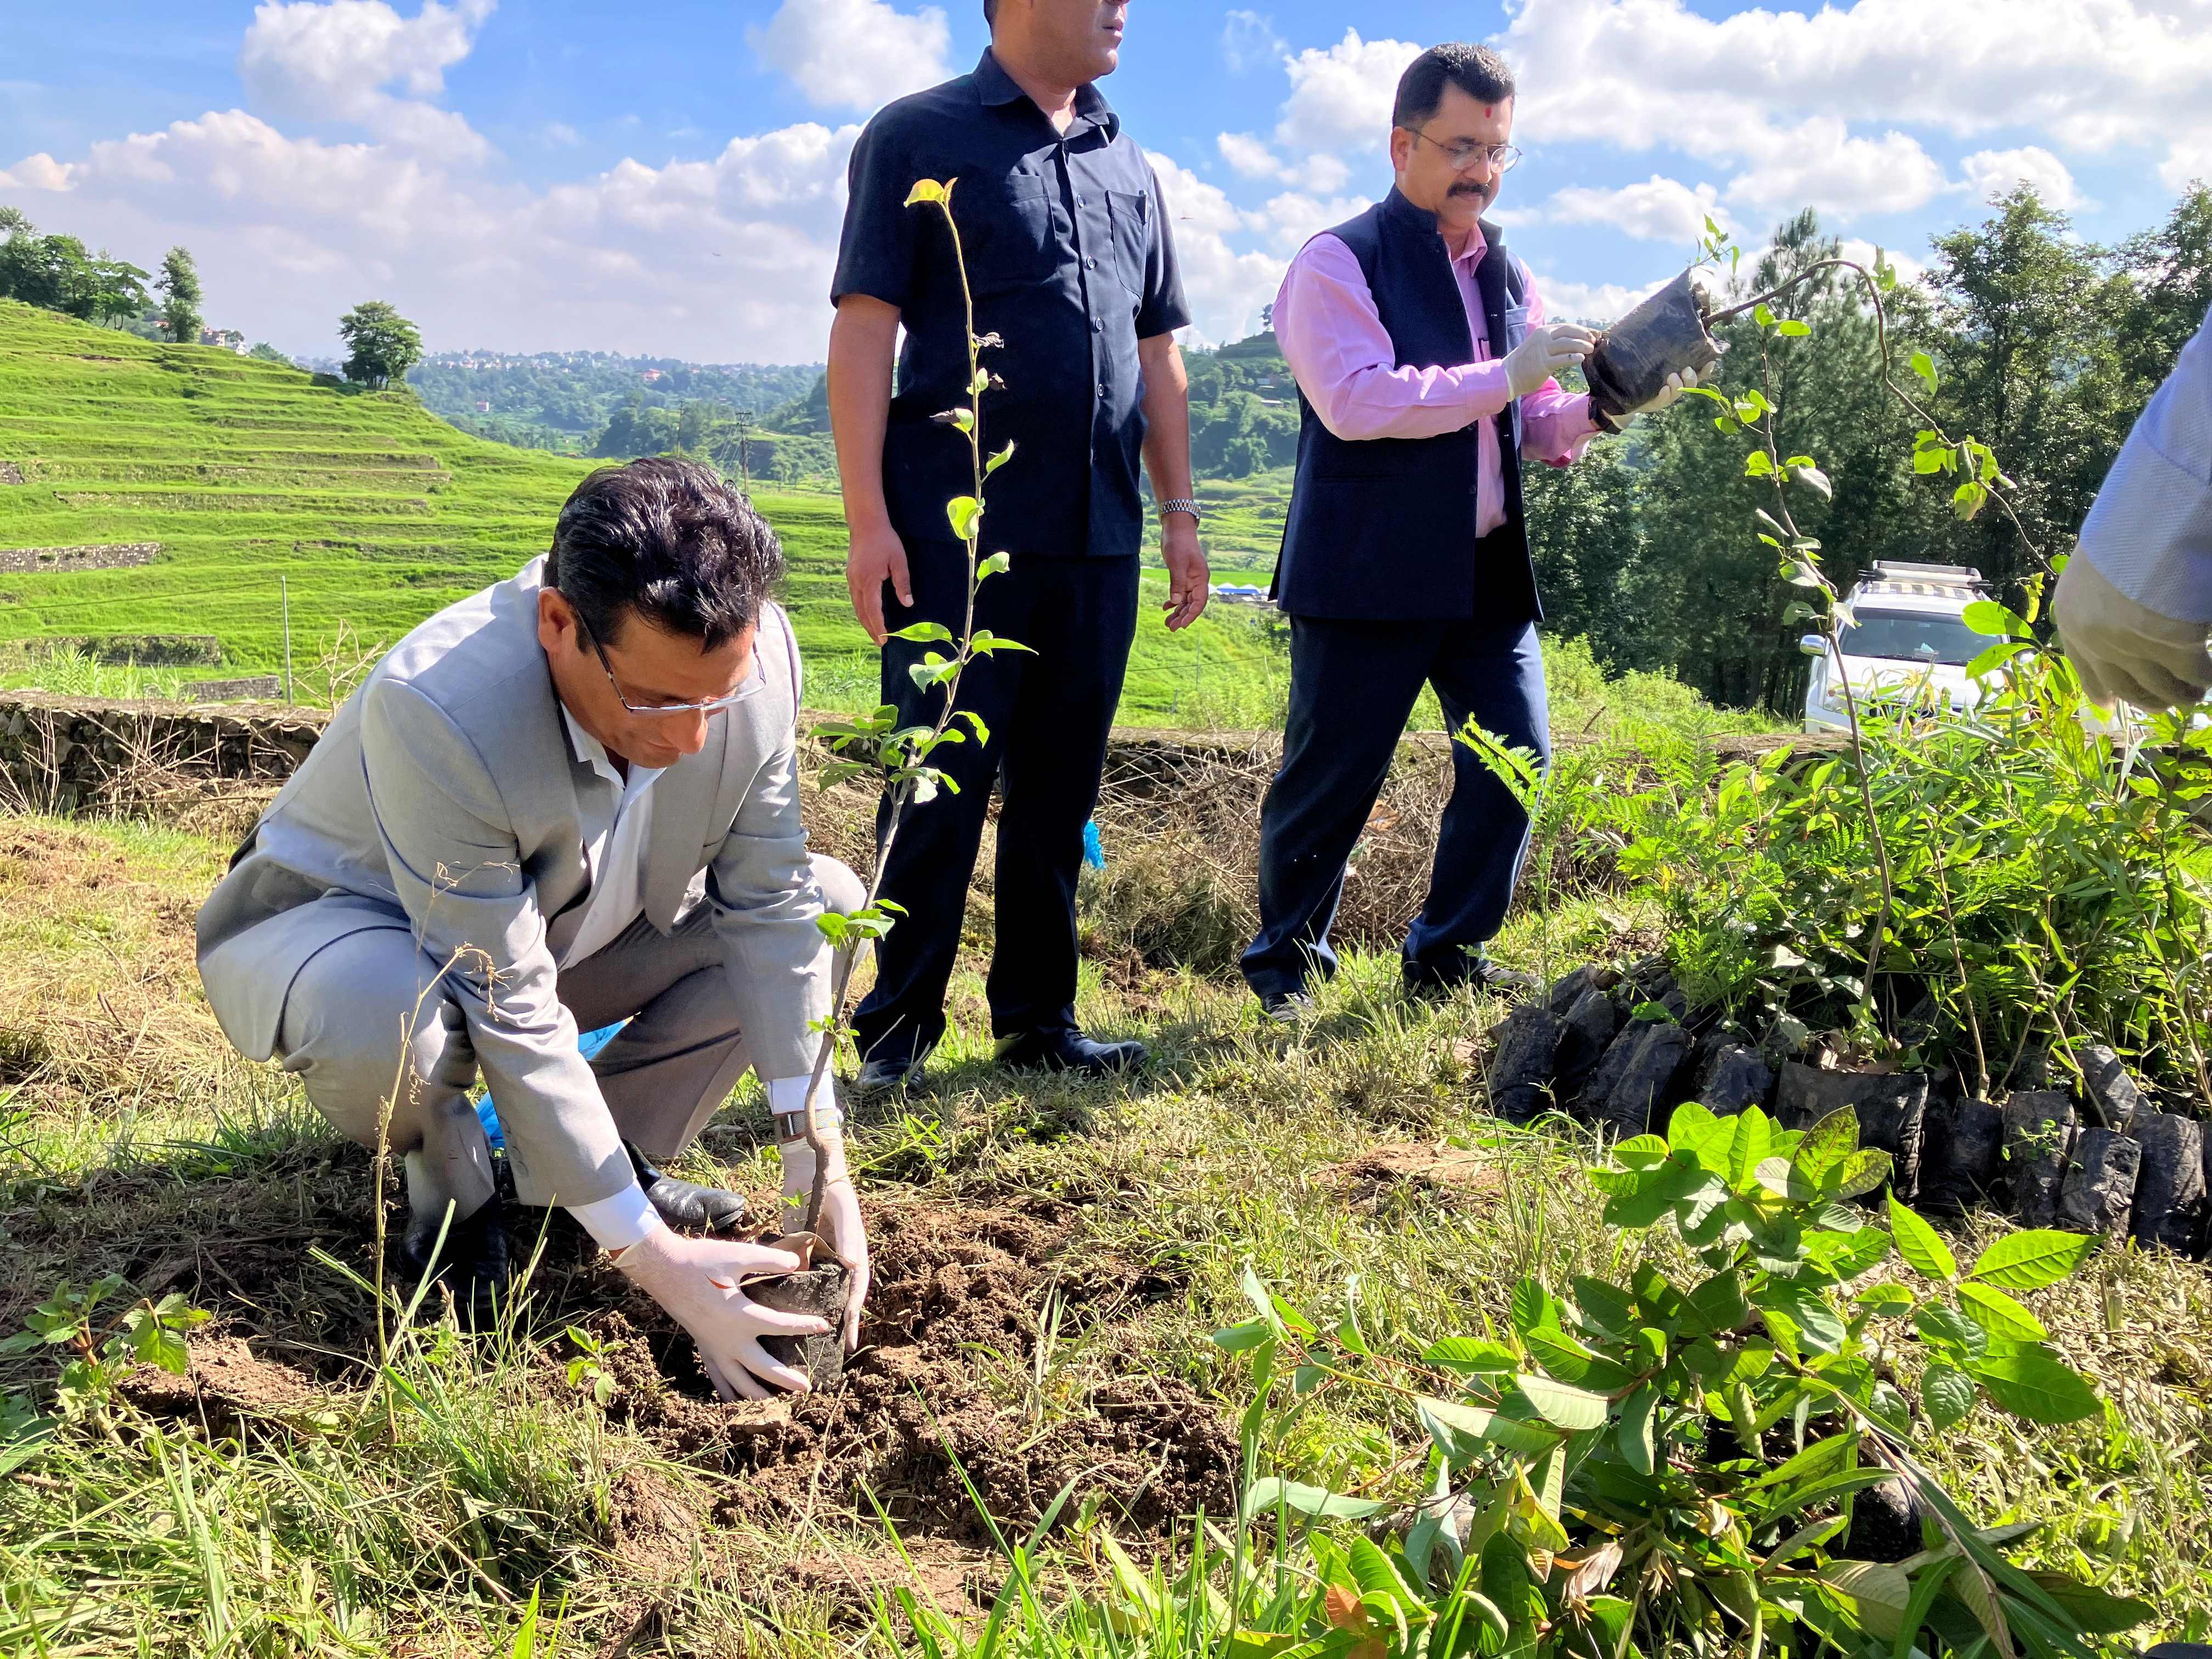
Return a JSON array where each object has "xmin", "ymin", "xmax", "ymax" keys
[
  {"xmin": 1680, "ymin": 1270, "xmax": 1750, "ymax": 1337},
  {"xmin": 1509, "ymin": 1278, "xmax": 1556, "ymax": 1336},
  {"xmin": 984, "ymin": 441, "xmax": 1016, "ymax": 478},
  {"xmin": 1956, "ymin": 1281, "xmax": 2047, "ymax": 1343},
  {"xmin": 1745, "ymin": 451, "xmax": 1775, "ymax": 478},
  {"xmin": 1419, "ymin": 1395, "xmax": 1561, "ymax": 1460},
  {"xmin": 1211, "ymin": 1319, "xmax": 1274, "ymax": 1353},
  {"xmin": 1776, "ymin": 318, "xmax": 1811, "ymax": 337},
  {"xmin": 979, "ymin": 551, "xmax": 1012, "ymax": 578},
  {"xmin": 1747, "ymin": 1430, "xmax": 1857, "ymax": 1493},
  {"xmin": 945, "ymin": 495, "xmax": 984, "ymax": 542},
  {"xmin": 1726, "ymin": 1108, "xmax": 1773, "ymax": 1189},
  {"xmin": 1759, "ymin": 1279, "xmax": 1846, "ymax": 1354},
  {"xmin": 1795, "ymin": 1110, "xmax": 1860, "ymax": 1183},
  {"xmin": 1821, "ymin": 1561, "xmax": 1912, "ymax": 1641},
  {"xmin": 888, "ymin": 620, "xmax": 955, "ymax": 645},
  {"xmin": 1830, "ymin": 1148, "xmax": 1894, "ymax": 1201},
  {"xmin": 1972, "ymin": 1349, "xmax": 2102, "ymax": 1424},
  {"xmin": 1570, "ymin": 1277, "xmax": 1640, "ymax": 1338},
  {"xmin": 1921, "ymin": 1361, "xmax": 1976, "ymax": 1430},
  {"xmin": 1514, "ymin": 1373, "xmax": 1608, "ymax": 1431},
  {"xmin": 904, "ymin": 178, "xmax": 949, "ymax": 206},
  {"xmin": 1909, "ymin": 349, "xmax": 1939, "ymax": 394},
  {"xmin": 1241, "ymin": 1477, "xmax": 1388, "ymax": 1521},
  {"xmin": 1788, "ymin": 462, "xmax": 1833, "ymax": 500},
  {"xmin": 1886, "ymin": 1195, "xmax": 1957, "ymax": 1281},
  {"xmin": 1618, "ymin": 1387, "xmax": 1657, "ymax": 1475},
  {"xmin": 1967, "ymin": 1229, "xmax": 2096, "ymax": 1291}
]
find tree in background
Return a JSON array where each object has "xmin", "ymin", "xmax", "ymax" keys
[
  {"xmin": 156, "ymin": 247, "xmax": 202, "ymax": 346},
  {"xmin": 248, "ymin": 343, "xmax": 290, "ymax": 363},
  {"xmin": 337, "ymin": 301, "xmax": 424, "ymax": 389}
]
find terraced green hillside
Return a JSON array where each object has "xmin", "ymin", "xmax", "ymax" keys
[{"xmin": 0, "ymin": 300, "xmax": 1285, "ymax": 723}]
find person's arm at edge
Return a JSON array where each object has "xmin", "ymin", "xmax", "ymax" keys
[
  {"xmin": 1139, "ymin": 331, "xmax": 1207, "ymax": 629},
  {"xmin": 829, "ymin": 296, "xmax": 908, "ymax": 646},
  {"xmin": 1276, "ymin": 234, "xmax": 1515, "ymax": 443},
  {"xmin": 1515, "ymin": 268, "xmax": 1602, "ymax": 469},
  {"xmin": 2074, "ymin": 307, "xmax": 2212, "ymax": 625}
]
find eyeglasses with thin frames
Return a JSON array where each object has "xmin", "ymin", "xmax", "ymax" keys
[
  {"xmin": 580, "ymin": 620, "xmax": 754, "ymax": 718},
  {"xmin": 1398, "ymin": 127, "xmax": 1521, "ymax": 173}
]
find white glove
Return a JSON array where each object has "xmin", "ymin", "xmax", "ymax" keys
[
  {"xmin": 611, "ymin": 1226, "xmax": 830, "ymax": 1401},
  {"xmin": 782, "ymin": 1139, "xmax": 871, "ymax": 1354},
  {"xmin": 1628, "ymin": 365, "xmax": 1703, "ymax": 417},
  {"xmin": 1504, "ymin": 323, "xmax": 1596, "ymax": 399},
  {"xmin": 2055, "ymin": 553, "xmax": 2212, "ymax": 711}
]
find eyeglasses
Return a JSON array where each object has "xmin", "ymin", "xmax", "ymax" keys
[
  {"xmin": 581, "ymin": 620, "xmax": 754, "ymax": 718},
  {"xmin": 1399, "ymin": 127, "xmax": 1522, "ymax": 173}
]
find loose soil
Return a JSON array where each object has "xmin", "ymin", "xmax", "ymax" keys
[
  {"xmin": 585, "ymin": 1198, "xmax": 1239, "ymax": 1543},
  {"xmin": 1325, "ymin": 1141, "xmax": 1506, "ymax": 1209}
]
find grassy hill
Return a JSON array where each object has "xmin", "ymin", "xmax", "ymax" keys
[{"xmin": 0, "ymin": 300, "xmax": 1285, "ymax": 725}]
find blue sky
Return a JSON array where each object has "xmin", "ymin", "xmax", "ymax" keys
[{"xmin": 3, "ymin": 0, "xmax": 2209, "ymax": 360}]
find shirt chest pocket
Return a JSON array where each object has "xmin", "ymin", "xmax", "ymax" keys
[
  {"xmin": 961, "ymin": 173, "xmax": 1057, "ymax": 294},
  {"xmin": 1104, "ymin": 188, "xmax": 1151, "ymax": 301}
]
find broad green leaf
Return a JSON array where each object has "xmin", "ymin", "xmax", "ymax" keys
[
  {"xmin": 1794, "ymin": 1110, "xmax": 1859, "ymax": 1182},
  {"xmin": 1909, "ymin": 349, "xmax": 1939, "ymax": 394},
  {"xmin": 1830, "ymin": 1148, "xmax": 1894, "ymax": 1201},
  {"xmin": 1747, "ymin": 1430, "xmax": 1857, "ymax": 1494},
  {"xmin": 1745, "ymin": 450, "xmax": 1775, "ymax": 477},
  {"xmin": 1242, "ymin": 1477, "xmax": 1388, "ymax": 1521},
  {"xmin": 945, "ymin": 495, "xmax": 984, "ymax": 542},
  {"xmin": 1570, "ymin": 1277, "xmax": 1639, "ymax": 1338},
  {"xmin": 1821, "ymin": 1561, "xmax": 1912, "ymax": 1641},
  {"xmin": 1422, "ymin": 1336, "xmax": 1518, "ymax": 1374},
  {"xmin": 1726, "ymin": 1108, "xmax": 1773, "ymax": 1189},
  {"xmin": 904, "ymin": 178, "xmax": 949, "ymax": 206},
  {"xmin": 1211, "ymin": 1319, "xmax": 1273, "ymax": 1353},
  {"xmin": 1680, "ymin": 1270, "xmax": 1750, "ymax": 1337},
  {"xmin": 1616, "ymin": 1132, "xmax": 1673, "ymax": 1169},
  {"xmin": 1967, "ymin": 1229, "xmax": 2096, "ymax": 1291},
  {"xmin": 1972, "ymin": 1350, "xmax": 2101, "ymax": 1424},
  {"xmin": 1509, "ymin": 1278, "xmax": 1558, "ymax": 1336},
  {"xmin": 1778, "ymin": 319, "xmax": 1811, "ymax": 337},
  {"xmin": 1788, "ymin": 462, "xmax": 1833, "ymax": 500},
  {"xmin": 984, "ymin": 442, "xmax": 1016, "ymax": 478},
  {"xmin": 1887, "ymin": 1195, "xmax": 1957, "ymax": 1280},
  {"xmin": 2021, "ymin": 1572, "xmax": 2159, "ymax": 1634},
  {"xmin": 1618, "ymin": 1386, "xmax": 1657, "ymax": 1475},
  {"xmin": 1419, "ymin": 1395, "xmax": 1561, "ymax": 1461},
  {"xmin": 1515, "ymin": 1373, "xmax": 1608, "ymax": 1431},
  {"xmin": 1921, "ymin": 1361, "xmax": 1976, "ymax": 1430},
  {"xmin": 1348, "ymin": 1536, "xmax": 1417, "ymax": 1609},
  {"xmin": 1956, "ymin": 1282, "xmax": 2047, "ymax": 1343},
  {"xmin": 979, "ymin": 551, "xmax": 1012, "ymax": 578},
  {"xmin": 888, "ymin": 620, "xmax": 955, "ymax": 645},
  {"xmin": 1911, "ymin": 1301, "xmax": 1986, "ymax": 1360},
  {"xmin": 1759, "ymin": 1279, "xmax": 1845, "ymax": 1354}
]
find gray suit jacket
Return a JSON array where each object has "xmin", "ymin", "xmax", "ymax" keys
[{"xmin": 196, "ymin": 557, "xmax": 831, "ymax": 1207}]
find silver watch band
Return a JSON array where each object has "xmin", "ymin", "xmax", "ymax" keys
[{"xmin": 1160, "ymin": 498, "xmax": 1203, "ymax": 522}]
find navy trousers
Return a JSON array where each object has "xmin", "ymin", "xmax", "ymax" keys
[
  {"xmin": 852, "ymin": 543, "xmax": 1138, "ymax": 1065},
  {"xmin": 1242, "ymin": 614, "xmax": 1550, "ymax": 998}
]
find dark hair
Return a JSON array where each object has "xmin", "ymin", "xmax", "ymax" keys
[
  {"xmin": 546, "ymin": 458, "xmax": 782, "ymax": 650},
  {"xmin": 983, "ymin": 0, "xmax": 997, "ymax": 23},
  {"xmin": 1392, "ymin": 43, "xmax": 1516, "ymax": 130}
]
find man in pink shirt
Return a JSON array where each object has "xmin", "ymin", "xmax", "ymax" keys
[{"xmin": 1242, "ymin": 42, "xmax": 1697, "ymax": 1018}]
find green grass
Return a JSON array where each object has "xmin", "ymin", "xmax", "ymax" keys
[
  {"xmin": 0, "ymin": 802, "xmax": 2203, "ymax": 1654},
  {"xmin": 0, "ymin": 301, "xmax": 1288, "ymax": 728}
]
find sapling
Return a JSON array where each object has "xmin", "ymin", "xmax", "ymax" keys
[{"xmin": 789, "ymin": 177, "xmax": 1029, "ymax": 1243}]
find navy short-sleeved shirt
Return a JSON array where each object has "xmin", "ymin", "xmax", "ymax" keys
[{"xmin": 832, "ymin": 49, "xmax": 1190, "ymax": 561}]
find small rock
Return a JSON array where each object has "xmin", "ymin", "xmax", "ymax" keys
[
  {"xmin": 2077, "ymin": 1045, "xmax": 2143, "ymax": 1134},
  {"xmin": 2002, "ymin": 1091, "xmax": 2077, "ymax": 1228},
  {"xmin": 2059, "ymin": 1130, "xmax": 2140, "ymax": 1238},
  {"xmin": 1920, "ymin": 1097, "xmax": 2005, "ymax": 1214},
  {"xmin": 1775, "ymin": 1064, "xmax": 1929, "ymax": 1200},
  {"xmin": 1485, "ymin": 1003, "xmax": 1563, "ymax": 1124},
  {"xmin": 2011, "ymin": 1046, "xmax": 2052, "ymax": 1092},
  {"xmin": 2132, "ymin": 1113, "xmax": 2207, "ymax": 1255},
  {"xmin": 1554, "ymin": 986, "xmax": 1622, "ymax": 1097},
  {"xmin": 1698, "ymin": 1044, "xmax": 1775, "ymax": 1118}
]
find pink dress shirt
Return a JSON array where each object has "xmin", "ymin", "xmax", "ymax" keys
[{"xmin": 1272, "ymin": 224, "xmax": 1599, "ymax": 537}]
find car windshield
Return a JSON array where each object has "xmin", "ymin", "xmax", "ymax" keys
[{"xmin": 1838, "ymin": 609, "xmax": 1983, "ymax": 667}]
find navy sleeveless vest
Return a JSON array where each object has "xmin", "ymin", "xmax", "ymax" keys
[{"xmin": 1271, "ymin": 189, "xmax": 1541, "ymax": 624}]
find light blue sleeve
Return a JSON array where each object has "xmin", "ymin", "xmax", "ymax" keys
[{"xmin": 2076, "ymin": 304, "xmax": 2212, "ymax": 623}]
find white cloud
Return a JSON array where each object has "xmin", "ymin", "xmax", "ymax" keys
[
  {"xmin": 1959, "ymin": 145, "xmax": 2083, "ymax": 208},
  {"xmin": 1218, "ymin": 132, "xmax": 1284, "ymax": 181},
  {"xmin": 540, "ymin": 121, "xmax": 579, "ymax": 148},
  {"xmin": 5, "ymin": 108, "xmax": 859, "ymax": 358},
  {"xmin": 1535, "ymin": 275, "xmax": 1664, "ymax": 328},
  {"xmin": 0, "ymin": 154, "xmax": 78, "ymax": 192},
  {"xmin": 1838, "ymin": 238, "xmax": 1929, "ymax": 291},
  {"xmin": 1723, "ymin": 120, "xmax": 1948, "ymax": 218},
  {"xmin": 1216, "ymin": 132, "xmax": 1350, "ymax": 194},
  {"xmin": 1272, "ymin": 30, "xmax": 1423, "ymax": 158},
  {"xmin": 1147, "ymin": 153, "xmax": 1284, "ymax": 345},
  {"xmin": 748, "ymin": 0, "xmax": 952, "ymax": 113},
  {"xmin": 239, "ymin": 0, "xmax": 495, "ymax": 157},
  {"xmin": 1222, "ymin": 10, "xmax": 1288, "ymax": 76},
  {"xmin": 1548, "ymin": 174, "xmax": 1729, "ymax": 242}
]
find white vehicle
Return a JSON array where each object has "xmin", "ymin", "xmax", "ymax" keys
[{"xmin": 1801, "ymin": 561, "xmax": 1992, "ymax": 734}]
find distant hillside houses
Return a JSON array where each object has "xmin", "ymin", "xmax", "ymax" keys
[{"xmin": 199, "ymin": 328, "xmax": 247, "ymax": 354}]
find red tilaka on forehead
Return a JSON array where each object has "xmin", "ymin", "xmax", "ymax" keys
[{"xmin": 1486, "ymin": 106, "xmax": 1494, "ymax": 117}]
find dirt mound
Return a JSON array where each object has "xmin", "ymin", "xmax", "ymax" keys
[
  {"xmin": 588, "ymin": 1199, "xmax": 1238, "ymax": 1542},
  {"xmin": 119, "ymin": 1334, "xmax": 325, "ymax": 1435},
  {"xmin": 1327, "ymin": 1142, "xmax": 1506, "ymax": 1209}
]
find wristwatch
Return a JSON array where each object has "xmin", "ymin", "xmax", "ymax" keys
[{"xmin": 1160, "ymin": 498, "xmax": 1204, "ymax": 523}]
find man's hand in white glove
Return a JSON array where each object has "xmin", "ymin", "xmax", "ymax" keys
[
  {"xmin": 612, "ymin": 1228, "xmax": 829, "ymax": 1401},
  {"xmin": 1504, "ymin": 324, "xmax": 1596, "ymax": 400},
  {"xmin": 2055, "ymin": 554, "xmax": 2212, "ymax": 712},
  {"xmin": 1629, "ymin": 366, "xmax": 1703, "ymax": 417},
  {"xmin": 782, "ymin": 1138, "xmax": 871, "ymax": 1354}
]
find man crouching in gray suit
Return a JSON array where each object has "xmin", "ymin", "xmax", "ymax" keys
[{"xmin": 197, "ymin": 458, "xmax": 869, "ymax": 1400}]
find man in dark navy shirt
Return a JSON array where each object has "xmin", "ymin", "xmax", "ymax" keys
[{"xmin": 828, "ymin": 0, "xmax": 1207, "ymax": 1088}]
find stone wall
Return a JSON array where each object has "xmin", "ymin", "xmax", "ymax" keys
[{"xmin": 0, "ymin": 691, "xmax": 324, "ymax": 815}]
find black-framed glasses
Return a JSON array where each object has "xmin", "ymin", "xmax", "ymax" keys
[
  {"xmin": 1400, "ymin": 127, "xmax": 1521, "ymax": 173},
  {"xmin": 581, "ymin": 620, "xmax": 754, "ymax": 718}
]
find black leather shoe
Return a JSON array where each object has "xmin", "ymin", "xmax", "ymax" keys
[
  {"xmin": 995, "ymin": 1028, "xmax": 1147, "ymax": 1076},
  {"xmin": 402, "ymin": 1193, "xmax": 511, "ymax": 1328},
  {"xmin": 1404, "ymin": 958, "xmax": 1539, "ymax": 1001},
  {"xmin": 627, "ymin": 1142, "xmax": 748, "ymax": 1234},
  {"xmin": 855, "ymin": 1054, "xmax": 925, "ymax": 1094}
]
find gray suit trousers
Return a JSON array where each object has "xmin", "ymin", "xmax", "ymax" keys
[{"xmin": 275, "ymin": 855, "xmax": 865, "ymax": 1213}]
